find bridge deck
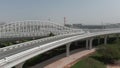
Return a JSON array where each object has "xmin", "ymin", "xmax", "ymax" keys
[{"xmin": 0, "ymin": 34, "xmax": 79, "ymax": 59}]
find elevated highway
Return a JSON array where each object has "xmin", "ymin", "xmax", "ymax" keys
[
  {"xmin": 0, "ymin": 21, "xmax": 120, "ymax": 68},
  {"xmin": 0, "ymin": 29, "xmax": 119, "ymax": 68}
]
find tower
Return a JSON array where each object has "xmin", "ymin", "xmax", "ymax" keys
[{"xmin": 64, "ymin": 17, "xmax": 66, "ymax": 26}]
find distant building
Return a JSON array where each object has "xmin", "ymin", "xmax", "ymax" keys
[
  {"xmin": 64, "ymin": 24, "xmax": 72, "ymax": 27},
  {"xmin": 65, "ymin": 23, "xmax": 104, "ymax": 29},
  {"xmin": 105, "ymin": 23, "xmax": 120, "ymax": 28},
  {"xmin": 0, "ymin": 22, "xmax": 5, "ymax": 28},
  {"xmin": 79, "ymin": 25, "xmax": 103, "ymax": 29},
  {"xmin": 72, "ymin": 24, "xmax": 82, "ymax": 28}
]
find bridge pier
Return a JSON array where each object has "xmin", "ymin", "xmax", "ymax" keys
[
  {"xmin": 15, "ymin": 62, "xmax": 25, "ymax": 68},
  {"xmin": 89, "ymin": 38, "xmax": 93, "ymax": 49},
  {"xmin": 86, "ymin": 38, "xmax": 93, "ymax": 50},
  {"xmin": 86, "ymin": 39, "xmax": 89, "ymax": 49},
  {"xmin": 66, "ymin": 43, "xmax": 71, "ymax": 57},
  {"xmin": 116, "ymin": 34, "xmax": 119, "ymax": 42},
  {"xmin": 104, "ymin": 35, "xmax": 107, "ymax": 45}
]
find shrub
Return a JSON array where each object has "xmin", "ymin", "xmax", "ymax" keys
[
  {"xmin": 97, "ymin": 44, "xmax": 120, "ymax": 63},
  {"xmin": 49, "ymin": 32, "xmax": 55, "ymax": 36}
]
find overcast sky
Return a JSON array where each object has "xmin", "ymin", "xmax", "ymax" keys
[{"xmin": 0, "ymin": 0, "xmax": 120, "ymax": 25}]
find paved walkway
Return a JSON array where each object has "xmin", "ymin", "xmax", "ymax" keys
[
  {"xmin": 30, "ymin": 49, "xmax": 95, "ymax": 68},
  {"xmin": 45, "ymin": 49, "xmax": 95, "ymax": 68},
  {"xmin": 30, "ymin": 48, "xmax": 84, "ymax": 68}
]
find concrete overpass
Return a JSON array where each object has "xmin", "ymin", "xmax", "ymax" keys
[{"xmin": 0, "ymin": 21, "xmax": 120, "ymax": 68}]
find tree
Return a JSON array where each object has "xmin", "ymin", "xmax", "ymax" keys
[
  {"xmin": 49, "ymin": 32, "xmax": 55, "ymax": 36},
  {"xmin": 97, "ymin": 44, "xmax": 120, "ymax": 63}
]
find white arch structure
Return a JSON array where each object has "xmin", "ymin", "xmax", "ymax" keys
[
  {"xmin": 0, "ymin": 20, "xmax": 83, "ymax": 41},
  {"xmin": 0, "ymin": 21, "xmax": 120, "ymax": 68}
]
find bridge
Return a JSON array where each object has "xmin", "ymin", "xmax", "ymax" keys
[{"xmin": 0, "ymin": 20, "xmax": 120, "ymax": 68}]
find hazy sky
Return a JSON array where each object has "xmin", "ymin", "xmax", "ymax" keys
[{"xmin": 0, "ymin": 0, "xmax": 120, "ymax": 25}]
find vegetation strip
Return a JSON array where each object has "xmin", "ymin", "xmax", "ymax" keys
[{"xmin": 72, "ymin": 40, "xmax": 120, "ymax": 68}]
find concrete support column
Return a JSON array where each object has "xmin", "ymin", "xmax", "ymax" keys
[
  {"xmin": 86, "ymin": 39, "xmax": 89, "ymax": 49},
  {"xmin": 98, "ymin": 37, "xmax": 100, "ymax": 45},
  {"xmin": 89, "ymin": 38, "xmax": 93, "ymax": 50},
  {"xmin": 116, "ymin": 34, "xmax": 119, "ymax": 42},
  {"xmin": 104, "ymin": 35, "xmax": 107, "ymax": 45},
  {"xmin": 15, "ymin": 62, "xmax": 25, "ymax": 68},
  {"xmin": 66, "ymin": 43, "xmax": 71, "ymax": 57}
]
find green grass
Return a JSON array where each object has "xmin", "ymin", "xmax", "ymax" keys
[{"xmin": 71, "ymin": 53, "xmax": 106, "ymax": 68}]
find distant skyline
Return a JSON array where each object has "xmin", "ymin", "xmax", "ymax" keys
[{"xmin": 0, "ymin": 0, "xmax": 120, "ymax": 25}]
